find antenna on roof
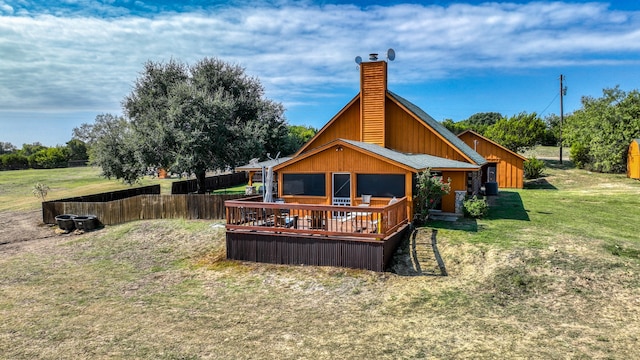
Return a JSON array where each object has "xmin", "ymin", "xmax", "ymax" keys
[
  {"xmin": 386, "ymin": 48, "xmax": 395, "ymax": 61},
  {"xmin": 354, "ymin": 49, "xmax": 396, "ymax": 69},
  {"xmin": 355, "ymin": 56, "xmax": 362, "ymax": 70}
]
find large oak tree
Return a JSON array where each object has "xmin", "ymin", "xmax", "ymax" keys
[{"xmin": 86, "ymin": 58, "xmax": 288, "ymax": 191}]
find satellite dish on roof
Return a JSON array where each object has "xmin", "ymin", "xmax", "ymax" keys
[
  {"xmin": 355, "ymin": 56, "xmax": 362, "ymax": 65},
  {"xmin": 387, "ymin": 48, "xmax": 396, "ymax": 61}
]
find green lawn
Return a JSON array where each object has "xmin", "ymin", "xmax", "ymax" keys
[
  {"xmin": 1, "ymin": 161, "xmax": 639, "ymax": 358},
  {"xmin": 432, "ymin": 160, "xmax": 640, "ymax": 251},
  {"xmin": 521, "ymin": 145, "xmax": 567, "ymax": 160},
  {"xmin": 0, "ymin": 166, "xmax": 175, "ymax": 212}
]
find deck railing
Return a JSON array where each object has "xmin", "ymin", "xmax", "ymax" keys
[{"xmin": 225, "ymin": 196, "xmax": 408, "ymax": 240}]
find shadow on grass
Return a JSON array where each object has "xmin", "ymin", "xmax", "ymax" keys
[
  {"xmin": 544, "ymin": 159, "xmax": 575, "ymax": 170},
  {"xmin": 524, "ymin": 178, "xmax": 558, "ymax": 190},
  {"xmin": 428, "ymin": 217, "xmax": 479, "ymax": 232},
  {"xmin": 425, "ymin": 191, "xmax": 530, "ymax": 232},
  {"xmin": 485, "ymin": 191, "xmax": 530, "ymax": 221}
]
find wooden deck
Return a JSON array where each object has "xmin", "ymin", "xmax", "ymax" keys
[{"xmin": 225, "ymin": 196, "xmax": 410, "ymax": 271}]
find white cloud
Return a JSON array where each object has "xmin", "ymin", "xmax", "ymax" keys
[
  {"xmin": 0, "ymin": 1, "xmax": 638, "ymax": 115},
  {"xmin": 0, "ymin": 1, "xmax": 13, "ymax": 14}
]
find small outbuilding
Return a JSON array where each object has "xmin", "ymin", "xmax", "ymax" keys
[
  {"xmin": 457, "ymin": 130, "xmax": 528, "ymax": 189},
  {"xmin": 628, "ymin": 139, "xmax": 640, "ymax": 180}
]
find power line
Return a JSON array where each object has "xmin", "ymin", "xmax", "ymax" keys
[{"xmin": 538, "ymin": 92, "xmax": 559, "ymax": 116}]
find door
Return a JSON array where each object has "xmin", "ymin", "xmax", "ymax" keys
[
  {"xmin": 332, "ymin": 173, "xmax": 351, "ymax": 216},
  {"xmin": 487, "ymin": 164, "xmax": 497, "ymax": 183}
]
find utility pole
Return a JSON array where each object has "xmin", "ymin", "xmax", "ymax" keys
[{"xmin": 559, "ymin": 74, "xmax": 566, "ymax": 164}]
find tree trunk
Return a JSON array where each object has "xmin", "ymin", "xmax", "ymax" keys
[{"xmin": 196, "ymin": 170, "xmax": 207, "ymax": 194}]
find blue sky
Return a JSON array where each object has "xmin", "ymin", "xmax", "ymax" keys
[{"xmin": 1, "ymin": 0, "xmax": 639, "ymax": 147}]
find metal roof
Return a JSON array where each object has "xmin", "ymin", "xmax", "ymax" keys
[
  {"xmin": 235, "ymin": 157, "xmax": 292, "ymax": 171},
  {"xmin": 341, "ymin": 139, "xmax": 480, "ymax": 170},
  {"xmin": 387, "ymin": 91, "xmax": 487, "ymax": 166},
  {"xmin": 458, "ymin": 129, "xmax": 528, "ymax": 161}
]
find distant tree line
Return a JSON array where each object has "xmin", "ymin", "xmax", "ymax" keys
[
  {"xmin": 0, "ymin": 140, "xmax": 88, "ymax": 171},
  {"xmin": 442, "ymin": 85, "xmax": 640, "ymax": 173},
  {"xmin": 442, "ymin": 111, "xmax": 556, "ymax": 153}
]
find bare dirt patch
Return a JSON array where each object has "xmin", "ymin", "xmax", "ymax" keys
[{"xmin": 0, "ymin": 210, "xmax": 60, "ymax": 252}]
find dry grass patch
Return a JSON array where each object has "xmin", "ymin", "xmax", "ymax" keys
[
  {"xmin": 2, "ymin": 163, "xmax": 640, "ymax": 359},
  {"xmin": 1, "ymin": 218, "xmax": 639, "ymax": 359}
]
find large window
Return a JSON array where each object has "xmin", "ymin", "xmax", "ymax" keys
[
  {"xmin": 282, "ymin": 173, "xmax": 326, "ymax": 196},
  {"xmin": 356, "ymin": 174, "xmax": 405, "ymax": 198}
]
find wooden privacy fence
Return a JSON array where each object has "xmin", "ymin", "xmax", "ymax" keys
[
  {"xmin": 54, "ymin": 184, "xmax": 161, "ymax": 202},
  {"xmin": 43, "ymin": 193, "xmax": 246, "ymax": 225},
  {"xmin": 171, "ymin": 172, "xmax": 247, "ymax": 194}
]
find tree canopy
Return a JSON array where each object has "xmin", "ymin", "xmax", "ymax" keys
[
  {"xmin": 564, "ymin": 86, "xmax": 640, "ymax": 173},
  {"xmin": 0, "ymin": 141, "xmax": 86, "ymax": 171},
  {"xmin": 81, "ymin": 58, "xmax": 289, "ymax": 191},
  {"xmin": 484, "ymin": 112, "xmax": 546, "ymax": 153},
  {"xmin": 441, "ymin": 112, "xmax": 503, "ymax": 135},
  {"xmin": 281, "ymin": 125, "xmax": 317, "ymax": 156},
  {"xmin": 0, "ymin": 142, "xmax": 17, "ymax": 155}
]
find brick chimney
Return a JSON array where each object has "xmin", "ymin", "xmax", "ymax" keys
[{"xmin": 359, "ymin": 57, "xmax": 387, "ymax": 147}]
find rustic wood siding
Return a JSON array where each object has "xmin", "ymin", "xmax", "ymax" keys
[
  {"xmin": 280, "ymin": 146, "xmax": 408, "ymax": 174},
  {"xmin": 277, "ymin": 146, "xmax": 414, "ymax": 216},
  {"xmin": 385, "ymin": 99, "xmax": 469, "ymax": 162},
  {"xmin": 226, "ymin": 224, "xmax": 408, "ymax": 272},
  {"xmin": 441, "ymin": 171, "xmax": 467, "ymax": 213},
  {"xmin": 629, "ymin": 141, "xmax": 640, "ymax": 179},
  {"xmin": 458, "ymin": 131, "xmax": 525, "ymax": 188},
  {"xmin": 303, "ymin": 99, "xmax": 361, "ymax": 152},
  {"xmin": 360, "ymin": 61, "xmax": 386, "ymax": 146}
]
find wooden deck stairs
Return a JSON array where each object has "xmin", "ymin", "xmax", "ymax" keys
[{"xmin": 410, "ymin": 228, "xmax": 448, "ymax": 276}]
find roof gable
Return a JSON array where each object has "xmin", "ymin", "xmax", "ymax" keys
[
  {"xmin": 275, "ymin": 138, "xmax": 480, "ymax": 172},
  {"xmin": 387, "ymin": 91, "xmax": 487, "ymax": 166},
  {"xmin": 458, "ymin": 130, "xmax": 528, "ymax": 161},
  {"xmin": 294, "ymin": 94, "xmax": 360, "ymax": 155}
]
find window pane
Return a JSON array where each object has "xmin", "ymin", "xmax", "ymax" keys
[
  {"xmin": 283, "ymin": 173, "xmax": 326, "ymax": 196},
  {"xmin": 356, "ymin": 174, "xmax": 405, "ymax": 198},
  {"xmin": 333, "ymin": 173, "xmax": 350, "ymax": 198}
]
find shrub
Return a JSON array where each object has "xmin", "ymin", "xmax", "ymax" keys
[
  {"xmin": 413, "ymin": 169, "xmax": 451, "ymax": 222},
  {"xmin": 32, "ymin": 182, "xmax": 50, "ymax": 201},
  {"xmin": 0, "ymin": 153, "xmax": 29, "ymax": 170},
  {"xmin": 28, "ymin": 147, "xmax": 69, "ymax": 169},
  {"xmin": 523, "ymin": 156, "xmax": 545, "ymax": 179},
  {"xmin": 463, "ymin": 196, "xmax": 489, "ymax": 218},
  {"xmin": 570, "ymin": 142, "xmax": 591, "ymax": 169}
]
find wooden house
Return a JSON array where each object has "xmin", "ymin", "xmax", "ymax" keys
[
  {"xmin": 458, "ymin": 130, "xmax": 527, "ymax": 189},
  {"xmin": 273, "ymin": 60, "xmax": 486, "ymax": 214},
  {"xmin": 225, "ymin": 56, "xmax": 487, "ymax": 271},
  {"xmin": 628, "ymin": 139, "xmax": 640, "ymax": 180}
]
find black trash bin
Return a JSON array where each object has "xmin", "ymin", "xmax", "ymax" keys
[
  {"xmin": 485, "ymin": 182, "xmax": 499, "ymax": 196},
  {"xmin": 73, "ymin": 215, "xmax": 98, "ymax": 231},
  {"xmin": 55, "ymin": 214, "xmax": 77, "ymax": 231}
]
